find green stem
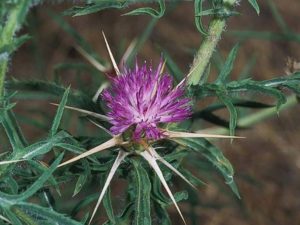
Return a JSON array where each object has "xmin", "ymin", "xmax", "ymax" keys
[
  {"xmin": 0, "ymin": 49, "xmax": 10, "ymax": 99},
  {"xmin": 0, "ymin": 1, "xmax": 31, "ymax": 98},
  {"xmin": 203, "ymin": 95, "xmax": 298, "ymax": 135},
  {"xmin": 188, "ymin": 0, "xmax": 238, "ymax": 85}
]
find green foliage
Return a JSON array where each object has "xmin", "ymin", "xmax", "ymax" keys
[
  {"xmin": 0, "ymin": 153, "xmax": 81, "ymax": 224},
  {"xmin": 63, "ymin": 1, "xmax": 127, "ymax": 17},
  {"xmin": 173, "ymin": 137, "xmax": 240, "ymax": 198},
  {"xmin": 131, "ymin": 159, "xmax": 152, "ymax": 225},
  {"xmin": 194, "ymin": 0, "xmax": 207, "ymax": 35},
  {"xmin": 0, "ymin": 0, "xmax": 299, "ymax": 225},
  {"xmin": 215, "ymin": 44, "xmax": 239, "ymax": 84},
  {"xmin": 194, "ymin": 0, "xmax": 240, "ymax": 35},
  {"xmin": 64, "ymin": 0, "xmax": 166, "ymax": 17},
  {"xmin": 14, "ymin": 203, "xmax": 82, "ymax": 225},
  {"xmin": 50, "ymin": 87, "xmax": 70, "ymax": 137},
  {"xmin": 123, "ymin": 0, "xmax": 165, "ymax": 18},
  {"xmin": 0, "ymin": 0, "xmax": 36, "ymax": 97},
  {"xmin": 190, "ymin": 44, "xmax": 300, "ymax": 135},
  {"xmin": 102, "ymin": 186, "xmax": 116, "ymax": 224}
]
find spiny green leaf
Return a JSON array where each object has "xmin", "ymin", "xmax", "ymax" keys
[
  {"xmin": 180, "ymin": 169, "xmax": 206, "ymax": 187},
  {"xmin": 191, "ymin": 72, "xmax": 300, "ymax": 110},
  {"xmin": 73, "ymin": 174, "xmax": 87, "ymax": 197},
  {"xmin": 89, "ymin": 156, "xmax": 116, "ymax": 172},
  {"xmin": 0, "ymin": 34, "xmax": 31, "ymax": 56},
  {"xmin": 64, "ymin": 2, "xmax": 126, "ymax": 17},
  {"xmin": 50, "ymin": 87, "xmax": 70, "ymax": 136},
  {"xmin": 217, "ymin": 94, "xmax": 238, "ymax": 136},
  {"xmin": 16, "ymin": 153, "xmax": 63, "ymax": 202},
  {"xmin": 55, "ymin": 142, "xmax": 93, "ymax": 158},
  {"xmin": 228, "ymin": 82, "xmax": 287, "ymax": 110},
  {"xmin": 193, "ymin": 110, "xmax": 233, "ymax": 129},
  {"xmin": 4, "ymin": 175, "xmax": 18, "ymax": 194},
  {"xmin": 73, "ymin": 160, "xmax": 90, "ymax": 197},
  {"xmin": 104, "ymin": 203, "xmax": 134, "ymax": 225},
  {"xmin": 192, "ymin": 100, "xmax": 273, "ymax": 128},
  {"xmin": 172, "ymin": 137, "xmax": 240, "ymax": 198},
  {"xmin": 124, "ymin": 0, "xmax": 165, "ymax": 18},
  {"xmin": 2, "ymin": 208, "xmax": 22, "ymax": 225},
  {"xmin": 15, "ymin": 203, "xmax": 81, "ymax": 225},
  {"xmin": 194, "ymin": 0, "xmax": 207, "ymax": 35},
  {"xmin": 132, "ymin": 159, "xmax": 151, "ymax": 225},
  {"xmin": 0, "ymin": 153, "xmax": 63, "ymax": 205},
  {"xmin": 215, "ymin": 44, "xmax": 239, "ymax": 84},
  {"xmin": 22, "ymin": 131, "xmax": 70, "ymax": 159},
  {"xmin": 194, "ymin": 100, "xmax": 273, "ymax": 115},
  {"xmin": 12, "ymin": 207, "xmax": 38, "ymax": 225},
  {"xmin": 247, "ymin": 0, "xmax": 260, "ymax": 15},
  {"xmin": 103, "ymin": 185, "xmax": 116, "ymax": 224},
  {"xmin": 152, "ymin": 202, "xmax": 171, "ymax": 225},
  {"xmin": 151, "ymin": 173, "xmax": 169, "ymax": 205},
  {"xmin": 70, "ymin": 193, "xmax": 98, "ymax": 217},
  {"xmin": 0, "ymin": 110, "xmax": 27, "ymax": 152},
  {"xmin": 27, "ymin": 160, "xmax": 61, "ymax": 196}
]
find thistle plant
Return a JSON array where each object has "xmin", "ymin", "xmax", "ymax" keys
[
  {"xmin": 0, "ymin": 1, "xmax": 300, "ymax": 225},
  {"xmin": 55, "ymin": 34, "xmax": 241, "ymax": 224}
]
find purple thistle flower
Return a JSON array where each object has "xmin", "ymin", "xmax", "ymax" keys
[{"xmin": 102, "ymin": 60, "xmax": 192, "ymax": 140}]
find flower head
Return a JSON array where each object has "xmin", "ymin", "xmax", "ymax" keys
[{"xmin": 102, "ymin": 60, "xmax": 192, "ymax": 140}]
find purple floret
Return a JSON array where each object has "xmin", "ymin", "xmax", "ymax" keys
[{"xmin": 102, "ymin": 60, "xmax": 192, "ymax": 140}]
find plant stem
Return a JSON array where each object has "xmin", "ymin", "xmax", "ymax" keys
[
  {"xmin": 202, "ymin": 95, "xmax": 299, "ymax": 135},
  {"xmin": 0, "ymin": 1, "xmax": 31, "ymax": 98},
  {"xmin": 188, "ymin": 0, "xmax": 238, "ymax": 85}
]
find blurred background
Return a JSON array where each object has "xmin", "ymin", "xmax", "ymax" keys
[{"xmin": 4, "ymin": 0, "xmax": 300, "ymax": 224}]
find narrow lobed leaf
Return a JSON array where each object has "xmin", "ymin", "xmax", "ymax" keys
[
  {"xmin": 217, "ymin": 94, "xmax": 238, "ymax": 137},
  {"xmin": 170, "ymin": 137, "xmax": 240, "ymax": 198},
  {"xmin": 123, "ymin": 0, "xmax": 165, "ymax": 18},
  {"xmin": 215, "ymin": 44, "xmax": 239, "ymax": 84},
  {"xmin": 50, "ymin": 87, "xmax": 70, "ymax": 137},
  {"xmin": 194, "ymin": 0, "xmax": 207, "ymax": 35},
  {"xmin": 131, "ymin": 158, "xmax": 152, "ymax": 225}
]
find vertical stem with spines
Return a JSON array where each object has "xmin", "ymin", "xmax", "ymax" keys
[
  {"xmin": 187, "ymin": 0, "xmax": 238, "ymax": 85},
  {"xmin": 0, "ymin": 1, "xmax": 31, "ymax": 98}
]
